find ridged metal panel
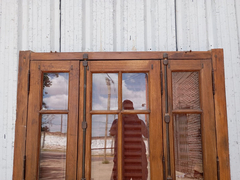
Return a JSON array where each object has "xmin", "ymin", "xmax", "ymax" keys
[
  {"xmin": 61, "ymin": 0, "xmax": 176, "ymax": 52},
  {"xmin": 176, "ymin": 1, "xmax": 240, "ymax": 179},
  {"xmin": 0, "ymin": 1, "xmax": 19, "ymax": 180},
  {"xmin": 0, "ymin": 0, "xmax": 240, "ymax": 179}
]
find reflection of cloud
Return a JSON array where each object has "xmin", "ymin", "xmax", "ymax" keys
[
  {"xmin": 44, "ymin": 74, "xmax": 68, "ymax": 96},
  {"xmin": 43, "ymin": 94, "xmax": 68, "ymax": 110},
  {"xmin": 122, "ymin": 81, "xmax": 146, "ymax": 108},
  {"xmin": 92, "ymin": 73, "xmax": 147, "ymax": 110},
  {"xmin": 92, "ymin": 74, "xmax": 118, "ymax": 110},
  {"xmin": 43, "ymin": 73, "xmax": 69, "ymax": 110}
]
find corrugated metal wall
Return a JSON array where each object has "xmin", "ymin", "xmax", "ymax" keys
[{"xmin": 0, "ymin": 0, "xmax": 239, "ymax": 179}]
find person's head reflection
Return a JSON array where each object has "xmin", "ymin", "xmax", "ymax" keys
[{"xmin": 110, "ymin": 100, "xmax": 149, "ymax": 180}]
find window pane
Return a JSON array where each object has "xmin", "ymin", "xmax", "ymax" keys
[
  {"xmin": 174, "ymin": 114, "xmax": 203, "ymax": 180},
  {"xmin": 91, "ymin": 115, "xmax": 117, "ymax": 180},
  {"xmin": 122, "ymin": 114, "xmax": 150, "ymax": 180},
  {"xmin": 39, "ymin": 114, "xmax": 68, "ymax": 180},
  {"xmin": 92, "ymin": 73, "xmax": 118, "ymax": 110},
  {"xmin": 122, "ymin": 73, "xmax": 148, "ymax": 110},
  {"xmin": 172, "ymin": 72, "xmax": 200, "ymax": 110},
  {"xmin": 42, "ymin": 73, "xmax": 69, "ymax": 110}
]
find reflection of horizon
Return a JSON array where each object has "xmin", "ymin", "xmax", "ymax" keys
[
  {"xmin": 91, "ymin": 114, "xmax": 147, "ymax": 137},
  {"xmin": 42, "ymin": 114, "xmax": 68, "ymax": 133},
  {"xmin": 92, "ymin": 115, "xmax": 116, "ymax": 137}
]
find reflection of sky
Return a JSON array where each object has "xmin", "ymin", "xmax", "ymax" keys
[
  {"xmin": 42, "ymin": 73, "xmax": 69, "ymax": 110},
  {"xmin": 42, "ymin": 114, "xmax": 68, "ymax": 133},
  {"xmin": 122, "ymin": 73, "xmax": 147, "ymax": 110},
  {"xmin": 92, "ymin": 73, "xmax": 148, "ymax": 110},
  {"xmin": 92, "ymin": 115, "xmax": 117, "ymax": 137},
  {"xmin": 92, "ymin": 73, "xmax": 118, "ymax": 110}
]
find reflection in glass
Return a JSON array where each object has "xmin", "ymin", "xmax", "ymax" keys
[
  {"xmin": 172, "ymin": 72, "xmax": 200, "ymax": 110},
  {"xmin": 108, "ymin": 100, "xmax": 150, "ymax": 180},
  {"xmin": 91, "ymin": 115, "xmax": 117, "ymax": 180},
  {"xmin": 92, "ymin": 73, "xmax": 118, "ymax": 110},
  {"xmin": 174, "ymin": 114, "xmax": 203, "ymax": 180},
  {"xmin": 39, "ymin": 114, "xmax": 68, "ymax": 180},
  {"xmin": 42, "ymin": 73, "xmax": 69, "ymax": 110},
  {"xmin": 122, "ymin": 73, "xmax": 148, "ymax": 110}
]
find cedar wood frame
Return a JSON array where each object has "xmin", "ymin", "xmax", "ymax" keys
[{"xmin": 13, "ymin": 49, "xmax": 230, "ymax": 180}]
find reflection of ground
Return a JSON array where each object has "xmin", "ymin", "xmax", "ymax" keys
[
  {"xmin": 176, "ymin": 171, "xmax": 203, "ymax": 180},
  {"xmin": 91, "ymin": 156, "xmax": 114, "ymax": 180},
  {"xmin": 39, "ymin": 151, "xmax": 66, "ymax": 180},
  {"xmin": 91, "ymin": 156, "xmax": 151, "ymax": 180}
]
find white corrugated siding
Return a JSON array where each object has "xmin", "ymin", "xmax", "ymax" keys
[{"xmin": 0, "ymin": 0, "xmax": 239, "ymax": 179}]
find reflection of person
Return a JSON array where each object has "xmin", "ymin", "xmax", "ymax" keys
[{"xmin": 110, "ymin": 100, "xmax": 149, "ymax": 180}]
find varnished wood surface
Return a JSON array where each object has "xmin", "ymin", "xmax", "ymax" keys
[
  {"xmin": 13, "ymin": 51, "xmax": 31, "ymax": 180},
  {"xmin": 14, "ymin": 50, "xmax": 230, "ymax": 180},
  {"xmin": 66, "ymin": 61, "xmax": 79, "ymax": 179},
  {"xmin": 212, "ymin": 49, "xmax": 231, "ymax": 180},
  {"xmin": 88, "ymin": 60, "xmax": 151, "ymax": 72},
  {"xmin": 118, "ymin": 113, "xmax": 123, "ymax": 180},
  {"xmin": 166, "ymin": 61, "xmax": 175, "ymax": 179},
  {"xmin": 77, "ymin": 62, "xmax": 84, "ymax": 180},
  {"xmin": 149, "ymin": 60, "xmax": 163, "ymax": 180},
  {"xmin": 166, "ymin": 59, "xmax": 218, "ymax": 180},
  {"xmin": 200, "ymin": 60, "xmax": 217, "ymax": 180},
  {"xmin": 89, "ymin": 110, "xmax": 150, "ymax": 114},
  {"xmin": 85, "ymin": 65, "xmax": 92, "ymax": 180},
  {"xmin": 39, "ymin": 110, "xmax": 69, "ymax": 114},
  {"xmin": 172, "ymin": 109, "xmax": 202, "ymax": 114},
  {"xmin": 30, "ymin": 51, "xmax": 212, "ymax": 61},
  {"xmin": 25, "ymin": 61, "xmax": 79, "ymax": 180},
  {"xmin": 25, "ymin": 61, "xmax": 42, "ymax": 179}
]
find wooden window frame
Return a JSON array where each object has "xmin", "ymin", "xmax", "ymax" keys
[{"xmin": 13, "ymin": 49, "xmax": 230, "ymax": 180}]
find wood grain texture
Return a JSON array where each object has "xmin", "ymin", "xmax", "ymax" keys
[
  {"xmin": 149, "ymin": 60, "xmax": 163, "ymax": 180},
  {"xmin": 66, "ymin": 61, "xmax": 79, "ymax": 179},
  {"xmin": 30, "ymin": 51, "xmax": 212, "ymax": 61},
  {"xmin": 13, "ymin": 51, "xmax": 31, "ymax": 180},
  {"xmin": 25, "ymin": 61, "xmax": 42, "ymax": 179},
  {"xmin": 211, "ymin": 49, "xmax": 231, "ymax": 180},
  {"xmin": 172, "ymin": 109, "xmax": 202, "ymax": 114},
  {"xmin": 88, "ymin": 60, "xmax": 151, "ymax": 72},
  {"xmin": 85, "ymin": 65, "xmax": 92, "ymax": 180},
  {"xmin": 25, "ymin": 61, "xmax": 79, "ymax": 179},
  {"xmin": 167, "ymin": 59, "xmax": 218, "ymax": 180},
  {"xmin": 167, "ymin": 60, "xmax": 175, "ymax": 179},
  {"xmin": 118, "ymin": 113, "xmax": 123, "ymax": 180},
  {"xmin": 77, "ymin": 62, "xmax": 84, "ymax": 180},
  {"xmin": 200, "ymin": 60, "xmax": 217, "ymax": 180}
]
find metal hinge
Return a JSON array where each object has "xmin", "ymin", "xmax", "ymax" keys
[
  {"xmin": 27, "ymin": 70, "xmax": 30, "ymax": 95},
  {"xmin": 217, "ymin": 156, "xmax": 220, "ymax": 180},
  {"xmin": 23, "ymin": 155, "xmax": 26, "ymax": 179},
  {"xmin": 162, "ymin": 155, "xmax": 166, "ymax": 180},
  {"xmin": 83, "ymin": 53, "xmax": 89, "ymax": 70},
  {"xmin": 82, "ymin": 121, "xmax": 87, "ymax": 129},
  {"xmin": 164, "ymin": 113, "xmax": 170, "ymax": 123},
  {"xmin": 212, "ymin": 69, "xmax": 215, "ymax": 95}
]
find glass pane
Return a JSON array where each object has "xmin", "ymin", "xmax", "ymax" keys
[
  {"xmin": 172, "ymin": 72, "xmax": 200, "ymax": 110},
  {"xmin": 122, "ymin": 114, "xmax": 150, "ymax": 180},
  {"xmin": 92, "ymin": 73, "xmax": 118, "ymax": 110},
  {"xmin": 122, "ymin": 73, "xmax": 148, "ymax": 110},
  {"xmin": 42, "ymin": 73, "xmax": 69, "ymax": 110},
  {"xmin": 174, "ymin": 114, "xmax": 203, "ymax": 180},
  {"xmin": 39, "ymin": 114, "xmax": 68, "ymax": 180},
  {"xmin": 91, "ymin": 115, "xmax": 118, "ymax": 180}
]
